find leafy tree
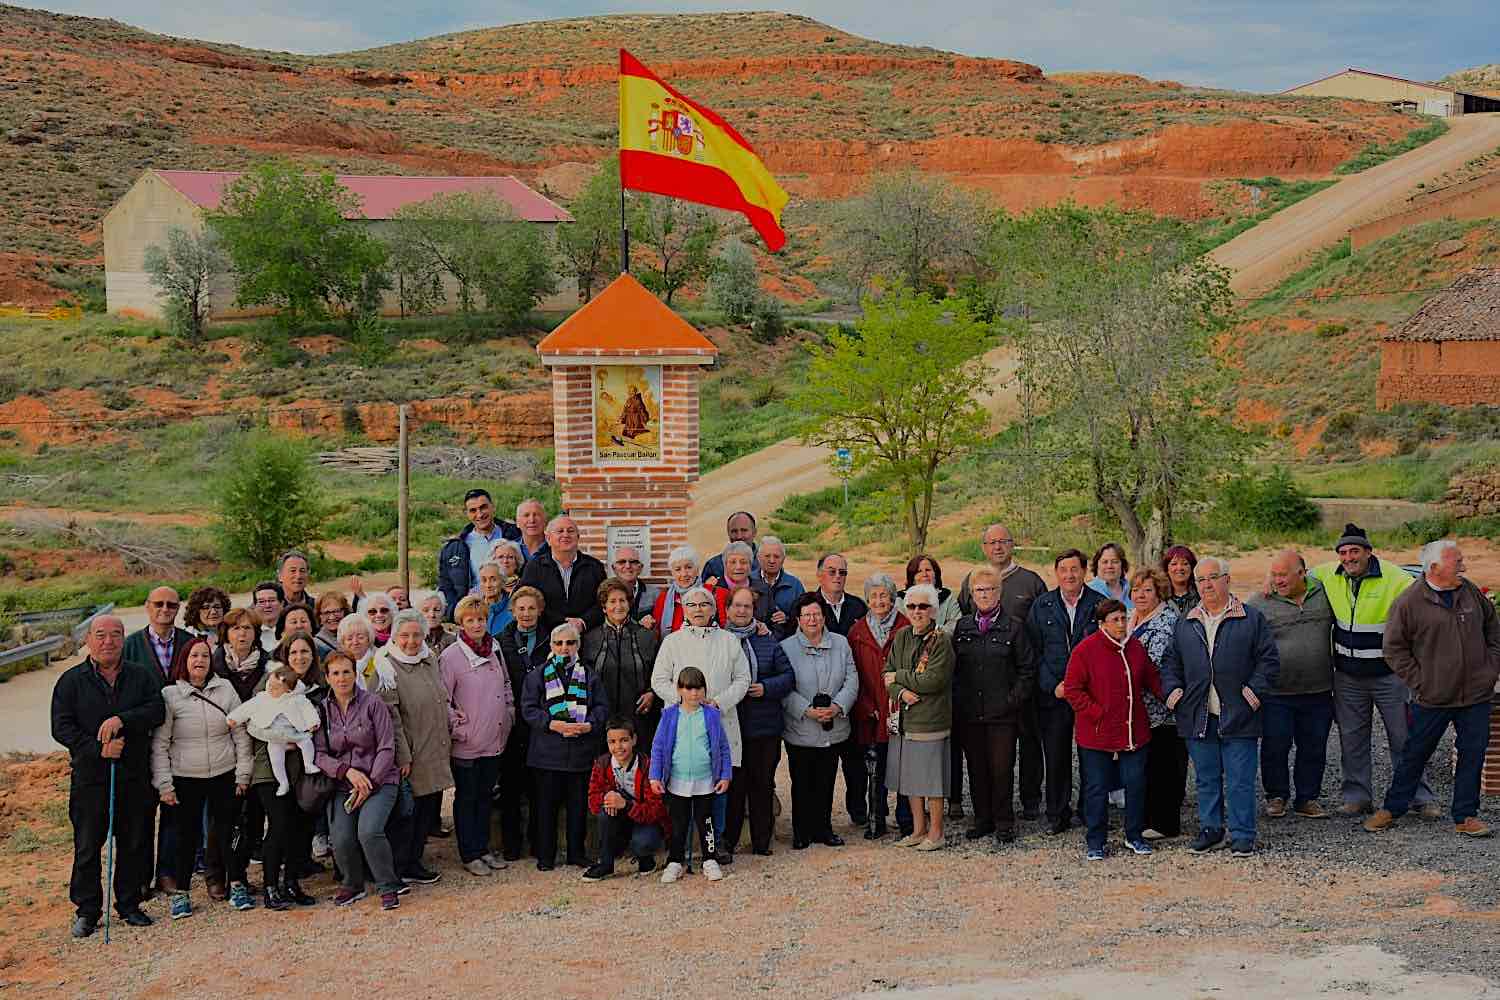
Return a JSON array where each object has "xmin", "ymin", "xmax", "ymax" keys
[
  {"xmin": 828, "ymin": 170, "xmax": 989, "ymax": 301},
  {"xmin": 216, "ymin": 436, "xmax": 326, "ymax": 567},
  {"xmin": 709, "ymin": 238, "xmax": 760, "ymax": 323},
  {"xmin": 556, "ymin": 155, "xmax": 639, "ymax": 302},
  {"xmin": 987, "ymin": 204, "xmax": 1241, "ymax": 566},
  {"xmin": 208, "ymin": 161, "xmax": 388, "ymax": 330},
  {"xmin": 637, "ymin": 195, "xmax": 719, "ymax": 306},
  {"xmin": 143, "ymin": 226, "xmax": 228, "ymax": 342},
  {"xmin": 791, "ymin": 288, "xmax": 994, "ymax": 554},
  {"xmin": 386, "ymin": 190, "xmax": 557, "ymax": 332}
]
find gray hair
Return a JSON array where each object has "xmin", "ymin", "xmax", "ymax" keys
[
  {"xmin": 362, "ymin": 591, "xmax": 395, "ymax": 614},
  {"xmin": 722, "ymin": 541, "xmax": 754, "ymax": 564},
  {"xmin": 1420, "ymin": 538, "xmax": 1458, "ymax": 573},
  {"xmin": 864, "ymin": 573, "xmax": 898, "ymax": 602},
  {"xmin": 759, "ymin": 535, "xmax": 786, "ymax": 555},
  {"xmin": 550, "ymin": 622, "xmax": 580, "ymax": 642},
  {"xmin": 491, "ymin": 539, "xmax": 523, "ymax": 564},
  {"xmin": 904, "ymin": 583, "xmax": 940, "ymax": 608},
  {"xmin": 337, "ymin": 613, "xmax": 374, "ymax": 645},
  {"xmin": 419, "ymin": 590, "xmax": 446, "ymax": 615},
  {"xmin": 392, "ymin": 608, "xmax": 425, "ymax": 635},
  {"xmin": 668, "ymin": 545, "xmax": 699, "ymax": 570},
  {"xmin": 1196, "ymin": 555, "xmax": 1232, "ymax": 579},
  {"xmin": 683, "ymin": 586, "xmax": 714, "ymax": 607},
  {"xmin": 277, "ymin": 548, "xmax": 309, "ymax": 570},
  {"xmin": 516, "ymin": 497, "xmax": 545, "ymax": 518},
  {"xmin": 545, "ymin": 514, "xmax": 576, "ymax": 535}
]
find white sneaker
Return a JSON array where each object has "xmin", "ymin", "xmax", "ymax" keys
[
  {"xmin": 275, "ymin": 782, "xmax": 290, "ymax": 797},
  {"xmin": 702, "ymin": 859, "xmax": 724, "ymax": 881},
  {"xmin": 660, "ymin": 862, "xmax": 685, "ymax": 884},
  {"xmin": 465, "ymin": 859, "xmax": 492, "ymax": 877},
  {"xmin": 311, "ymin": 834, "xmax": 331, "ymax": 859},
  {"xmin": 481, "ymin": 852, "xmax": 508, "ymax": 871},
  {"xmin": 1108, "ymin": 789, "xmax": 1126, "ymax": 809}
]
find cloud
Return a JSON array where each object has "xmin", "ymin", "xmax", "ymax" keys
[{"xmin": 24, "ymin": 0, "xmax": 1500, "ymax": 90}]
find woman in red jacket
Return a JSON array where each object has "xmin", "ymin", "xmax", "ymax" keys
[
  {"xmin": 847, "ymin": 574, "xmax": 909, "ymax": 840},
  {"xmin": 1063, "ymin": 599, "xmax": 1162, "ymax": 861}
]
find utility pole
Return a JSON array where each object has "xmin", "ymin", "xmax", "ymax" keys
[{"xmin": 397, "ymin": 404, "xmax": 410, "ymax": 597}]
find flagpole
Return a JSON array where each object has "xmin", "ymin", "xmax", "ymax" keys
[{"xmin": 619, "ymin": 179, "xmax": 630, "ymax": 275}]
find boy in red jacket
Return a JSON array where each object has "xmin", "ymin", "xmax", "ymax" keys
[{"xmin": 583, "ymin": 716, "xmax": 670, "ymax": 880}]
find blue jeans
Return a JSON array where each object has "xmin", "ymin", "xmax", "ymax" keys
[
  {"xmin": 451, "ymin": 755, "xmax": 502, "ymax": 863},
  {"xmin": 1260, "ymin": 692, "xmax": 1334, "ymax": 806},
  {"xmin": 596, "ymin": 809, "xmax": 664, "ymax": 868},
  {"xmin": 329, "ymin": 783, "xmax": 401, "ymax": 894},
  {"xmin": 1186, "ymin": 716, "xmax": 1259, "ymax": 844},
  {"xmin": 1079, "ymin": 746, "xmax": 1147, "ymax": 851},
  {"xmin": 1385, "ymin": 701, "xmax": 1492, "ymax": 823}
]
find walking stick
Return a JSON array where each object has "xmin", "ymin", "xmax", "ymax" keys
[
  {"xmin": 864, "ymin": 743, "xmax": 879, "ymax": 838},
  {"xmin": 104, "ymin": 759, "xmax": 116, "ymax": 944}
]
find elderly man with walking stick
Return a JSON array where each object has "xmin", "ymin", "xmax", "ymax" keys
[{"xmin": 51, "ymin": 615, "xmax": 165, "ymax": 937}]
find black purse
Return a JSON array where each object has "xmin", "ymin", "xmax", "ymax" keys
[{"xmin": 294, "ymin": 701, "xmax": 338, "ymax": 815}]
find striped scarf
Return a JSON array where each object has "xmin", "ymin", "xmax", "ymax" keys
[{"xmin": 543, "ymin": 655, "xmax": 589, "ymax": 723}]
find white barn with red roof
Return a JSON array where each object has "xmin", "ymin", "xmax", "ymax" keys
[{"xmin": 102, "ymin": 169, "xmax": 574, "ymax": 319}]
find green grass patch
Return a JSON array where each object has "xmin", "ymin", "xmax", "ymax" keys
[
  {"xmin": 1195, "ymin": 177, "xmax": 1338, "ymax": 252},
  {"xmin": 1334, "ymin": 119, "xmax": 1449, "ymax": 175}
]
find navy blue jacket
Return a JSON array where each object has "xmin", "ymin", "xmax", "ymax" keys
[
  {"xmin": 1160, "ymin": 599, "xmax": 1281, "ymax": 740},
  {"xmin": 1024, "ymin": 587, "xmax": 1104, "ymax": 710},
  {"xmin": 437, "ymin": 520, "xmax": 521, "ymax": 621},
  {"xmin": 520, "ymin": 658, "xmax": 610, "ymax": 772},
  {"xmin": 734, "ymin": 630, "xmax": 796, "ymax": 739}
]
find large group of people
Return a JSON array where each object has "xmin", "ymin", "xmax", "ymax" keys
[{"xmin": 50, "ymin": 489, "xmax": 1500, "ymax": 938}]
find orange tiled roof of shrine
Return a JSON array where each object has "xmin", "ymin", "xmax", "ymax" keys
[{"xmin": 537, "ymin": 273, "xmax": 718, "ymax": 356}]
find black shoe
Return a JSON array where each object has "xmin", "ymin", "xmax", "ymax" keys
[
  {"xmin": 636, "ymin": 856, "xmax": 657, "ymax": 876},
  {"xmin": 1021, "ymin": 804, "xmax": 1041, "ymax": 821},
  {"xmin": 862, "ymin": 826, "xmax": 881, "ymax": 840},
  {"xmin": 426, "ymin": 827, "xmax": 452, "ymax": 839},
  {"xmin": 715, "ymin": 850, "xmax": 734, "ymax": 865},
  {"xmin": 119, "ymin": 908, "xmax": 153, "ymax": 927},
  {"xmin": 536, "ymin": 860, "xmax": 555, "ymax": 872},
  {"xmin": 1047, "ymin": 817, "xmax": 1070, "ymax": 836},
  {"xmin": 849, "ymin": 813, "xmax": 868, "ymax": 828},
  {"xmin": 1188, "ymin": 829, "xmax": 1227, "ymax": 854},
  {"xmin": 263, "ymin": 886, "xmax": 290, "ymax": 911},
  {"xmin": 283, "ymin": 881, "xmax": 316, "ymax": 907},
  {"xmin": 581, "ymin": 863, "xmax": 615, "ymax": 882},
  {"xmin": 502, "ymin": 849, "xmax": 521, "ymax": 862},
  {"xmin": 565, "ymin": 856, "xmax": 589, "ymax": 869},
  {"xmin": 71, "ymin": 914, "xmax": 98, "ymax": 938},
  {"xmin": 821, "ymin": 834, "xmax": 845, "ymax": 848},
  {"xmin": 401, "ymin": 866, "xmax": 442, "ymax": 886},
  {"xmin": 792, "ymin": 838, "xmax": 810, "ymax": 850},
  {"xmin": 965, "ymin": 825, "xmax": 996, "ymax": 841},
  {"xmin": 898, "ymin": 827, "xmax": 914, "ymax": 840},
  {"xmin": 752, "ymin": 846, "xmax": 773, "ymax": 857},
  {"xmin": 996, "ymin": 830, "xmax": 1017, "ymax": 845}
]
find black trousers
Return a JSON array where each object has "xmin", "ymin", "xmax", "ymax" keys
[
  {"xmin": 666, "ymin": 792, "xmax": 718, "ymax": 864},
  {"xmin": 835, "ymin": 737, "xmax": 866, "ymax": 821},
  {"xmin": 255, "ymin": 783, "xmax": 313, "ymax": 888},
  {"xmin": 69, "ymin": 776, "xmax": 153, "ymax": 920},
  {"xmin": 171, "ymin": 773, "xmax": 237, "ymax": 891},
  {"xmin": 228, "ymin": 789, "xmax": 266, "ymax": 884},
  {"xmin": 959, "ymin": 719, "xmax": 1020, "ymax": 834},
  {"xmin": 396, "ymin": 791, "xmax": 441, "ymax": 875},
  {"xmin": 1037, "ymin": 701, "xmax": 1076, "ymax": 824},
  {"xmin": 1145, "ymin": 725, "xmax": 1189, "ymax": 837},
  {"xmin": 725, "ymin": 736, "xmax": 781, "ymax": 853},
  {"xmin": 785, "ymin": 743, "xmax": 839, "ymax": 842},
  {"xmin": 498, "ymin": 739, "xmax": 537, "ymax": 858},
  {"xmin": 1018, "ymin": 697, "xmax": 1044, "ymax": 809},
  {"xmin": 533, "ymin": 769, "xmax": 589, "ymax": 865}
]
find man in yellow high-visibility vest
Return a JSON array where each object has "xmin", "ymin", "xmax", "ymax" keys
[{"xmin": 1310, "ymin": 523, "xmax": 1438, "ymax": 817}]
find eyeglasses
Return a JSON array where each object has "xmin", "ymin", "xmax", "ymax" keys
[
  {"xmin": 825, "ymin": 568, "xmax": 849, "ymax": 577},
  {"xmin": 972, "ymin": 587, "xmax": 998, "ymax": 595},
  {"xmin": 149, "ymin": 600, "xmax": 181, "ymax": 610},
  {"xmin": 984, "ymin": 538, "xmax": 1014, "ymax": 546},
  {"xmin": 554, "ymin": 639, "xmax": 579, "ymax": 647},
  {"xmin": 319, "ymin": 610, "xmax": 345, "ymax": 620},
  {"xmin": 905, "ymin": 602, "xmax": 932, "ymax": 611},
  {"xmin": 615, "ymin": 559, "xmax": 642, "ymax": 566},
  {"xmin": 682, "ymin": 600, "xmax": 713, "ymax": 608},
  {"xmin": 1194, "ymin": 573, "xmax": 1228, "ymax": 584},
  {"xmin": 254, "ymin": 598, "xmax": 280, "ymax": 607}
]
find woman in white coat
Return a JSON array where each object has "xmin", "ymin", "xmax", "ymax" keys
[{"xmin": 651, "ymin": 585, "xmax": 750, "ymax": 859}]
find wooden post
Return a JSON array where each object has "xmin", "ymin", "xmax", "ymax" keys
[{"xmin": 397, "ymin": 404, "xmax": 410, "ymax": 597}]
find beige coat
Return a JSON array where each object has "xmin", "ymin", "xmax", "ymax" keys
[
  {"xmin": 151, "ymin": 676, "xmax": 253, "ymax": 792},
  {"xmin": 651, "ymin": 625, "xmax": 751, "ymax": 765},
  {"xmin": 378, "ymin": 648, "xmax": 454, "ymax": 797}
]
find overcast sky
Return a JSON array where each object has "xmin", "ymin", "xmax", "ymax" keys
[{"xmin": 28, "ymin": 1, "xmax": 1498, "ymax": 92}]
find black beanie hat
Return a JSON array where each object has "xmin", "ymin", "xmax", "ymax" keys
[{"xmin": 1335, "ymin": 523, "xmax": 1372, "ymax": 551}]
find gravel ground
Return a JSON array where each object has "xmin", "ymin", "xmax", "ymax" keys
[{"xmin": 4, "ymin": 721, "xmax": 1497, "ymax": 999}]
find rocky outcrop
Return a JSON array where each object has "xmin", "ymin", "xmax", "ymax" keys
[
  {"xmin": 1443, "ymin": 466, "xmax": 1500, "ymax": 519},
  {"xmin": 268, "ymin": 391, "xmax": 553, "ymax": 447}
]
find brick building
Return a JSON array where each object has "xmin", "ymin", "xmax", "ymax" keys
[
  {"xmin": 1377, "ymin": 268, "xmax": 1500, "ymax": 408},
  {"xmin": 535, "ymin": 272, "xmax": 717, "ymax": 582}
]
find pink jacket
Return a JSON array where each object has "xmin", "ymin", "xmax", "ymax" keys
[{"xmin": 439, "ymin": 639, "xmax": 516, "ymax": 759}]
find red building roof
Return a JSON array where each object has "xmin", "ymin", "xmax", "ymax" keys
[
  {"xmin": 153, "ymin": 169, "xmax": 571, "ymax": 222},
  {"xmin": 537, "ymin": 273, "xmax": 718, "ymax": 358}
]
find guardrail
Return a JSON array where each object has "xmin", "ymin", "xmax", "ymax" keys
[{"xmin": 0, "ymin": 635, "xmax": 65, "ymax": 668}]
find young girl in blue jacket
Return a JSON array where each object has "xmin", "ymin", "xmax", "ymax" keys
[{"xmin": 650, "ymin": 667, "xmax": 733, "ymax": 884}]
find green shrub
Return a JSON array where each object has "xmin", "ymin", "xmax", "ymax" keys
[
  {"xmin": 748, "ymin": 296, "xmax": 787, "ymax": 343},
  {"xmin": 216, "ymin": 437, "xmax": 327, "ymax": 567},
  {"xmin": 1213, "ymin": 466, "xmax": 1320, "ymax": 533}
]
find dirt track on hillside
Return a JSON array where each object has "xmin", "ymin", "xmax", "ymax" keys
[{"xmin": 1211, "ymin": 113, "xmax": 1500, "ymax": 296}]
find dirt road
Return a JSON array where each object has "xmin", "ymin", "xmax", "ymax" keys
[
  {"xmin": 686, "ymin": 345, "xmax": 1017, "ymax": 559},
  {"xmin": 1212, "ymin": 113, "xmax": 1500, "ymax": 296}
]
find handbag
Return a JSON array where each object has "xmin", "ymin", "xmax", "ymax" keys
[{"xmin": 294, "ymin": 701, "xmax": 339, "ymax": 815}]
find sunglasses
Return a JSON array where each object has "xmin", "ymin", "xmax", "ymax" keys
[
  {"xmin": 825, "ymin": 568, "xmax": 849, "ymax": 577},
  {"xmin": 554, "ymin": 639, "xmax": 579, "ymax": 647},
  {"xmin": 149, "ymin": 600, "xmax": 181, "ymax": 610},
  {"xmin": 615, "ymin": 559, "xmax": 642, "ymax": 566},
  {"xmin": 905, "ymin": 602, "xmax": 933, "ymax": 611}
]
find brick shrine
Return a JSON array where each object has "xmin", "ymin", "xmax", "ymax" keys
[{"xmin": 535, "ymin": 272, "xmax": 718, "ymax": 583}]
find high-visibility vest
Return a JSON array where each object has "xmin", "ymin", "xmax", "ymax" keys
[{"xmin": 1309, "ymin": 556, "xmax": 1414, "ymax": 676}]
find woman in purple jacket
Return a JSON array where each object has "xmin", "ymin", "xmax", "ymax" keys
[
  {"xmin": 441, "ymin": 595, "xmax": 516, "ymax": 877},
  {"xmin": 315, "ymin": 653, "xmax": 402, "ymax": 911}
]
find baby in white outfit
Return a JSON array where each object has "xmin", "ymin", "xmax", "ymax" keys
[{"xmin": 227, "ymin": 665, "xmax": 321, "ymax": 796}]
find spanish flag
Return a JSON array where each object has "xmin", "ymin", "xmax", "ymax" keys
[{"xmin": 618, "ymin": 49, "xmax": 789, "ymax": 252}]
